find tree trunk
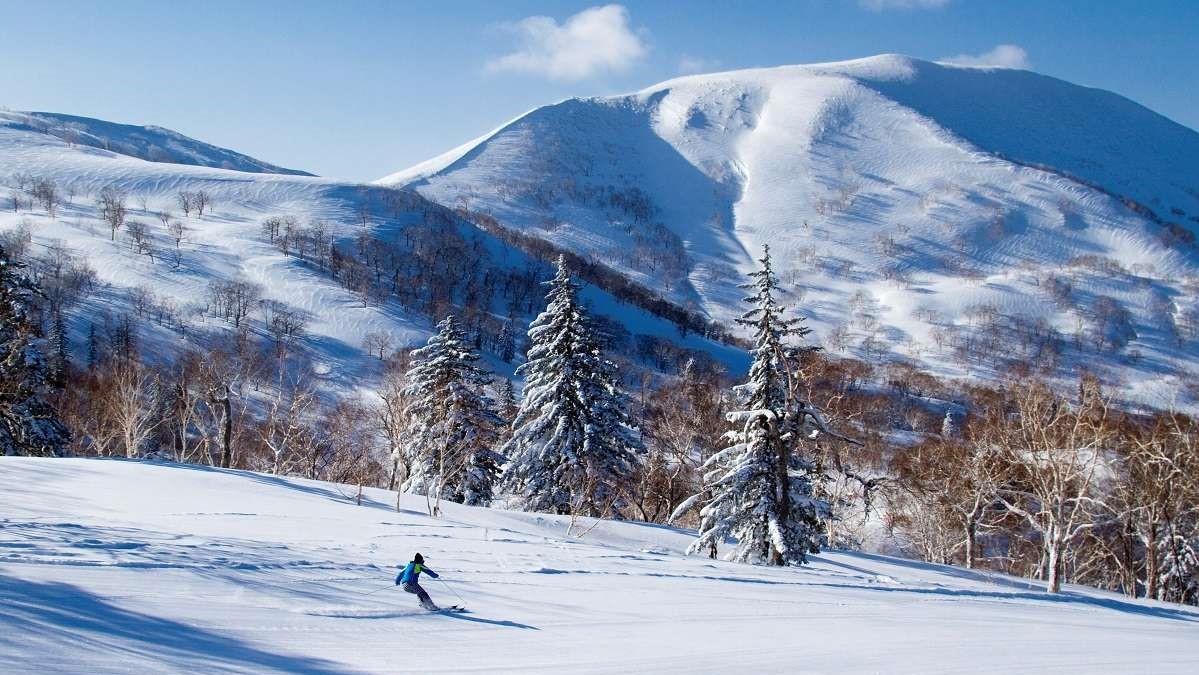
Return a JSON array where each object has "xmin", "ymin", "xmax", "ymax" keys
[
  {"xmin": 388, "ymin": 453, "xmax": 400, "ymax": 491},
  {"xmin": 964, "ymin": 518, "xmax": 978, "ymax": 570},
  {"xmin": 1145, "ymin": 526, "xmax": 1160, "ymax": 600},
  {"xmin": 218, "ymin": 386, "xmax": 233, "ymax": 468},
  {"xmin": 770, "ymin": 418, "xmax": 788, "ymax": 566},
  {"xmin": 1046, "ymin": 533, "xmax": 1064, "ymax": 594}
]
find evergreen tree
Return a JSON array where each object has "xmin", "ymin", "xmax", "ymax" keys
[
  {"xmin": 401, "ymin": 315, "xmax": 505, "ymax": 508},
  {"xmin": 498, "ymin": 378, "xmax": 519, "ymax": 427},
  {"xmin": 1159, "ymin": 524, "xmax": 1199, "ymax": 605},
  {"xmin": 498, "ymin": 319, "xmax": 517, "ymax": 363},
  {"xmin": 675, "ymin": 245, "xmax": 829, "ymax": 565},
  {"xmin": 47, "ymin": 308, "xmax": 68, "ymax": 386},
  {"xmin": 110, "ymin": 314, "xmax": 135, "ymax": 361},
  {"xmin": 501, "ymin": 256, "xmax": 642, "ymax": 515},
  {"xmin": 0, "ymin": 245, "xmax": 70, "ymax": 456},
  {"xmin": 86, "ymin": 322, "xmax": 99, "ymax": 368}
]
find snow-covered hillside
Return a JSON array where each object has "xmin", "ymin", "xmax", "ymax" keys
[
  {"xmin": 0, "ymin": 113, "xmax": 742, "ymax": 395},
  {"xmin": 381, "ymin": 54, "xmax": 1199, "ymax": 407},
  {"xmin": 1, "ymin": 110, "xmax": 313, "ymax": 175},
  {"xmin": 3, "ymin": 457, "xmax": 1197, "ymax": 674},
  {"xmin": 0, "ymin": 117, "xmax": 424, "ymax": 391}
]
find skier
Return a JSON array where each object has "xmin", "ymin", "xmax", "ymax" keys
[{"xmin": 396, "ymin": 553, "xmax": 440, "ymax": 610}]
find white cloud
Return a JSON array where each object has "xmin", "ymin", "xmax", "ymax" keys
[
  {"xmin": 486, "ymin": 4, "xmax": 647, "ymax": 82},
  {"xmin": 859, "ymin": 0, "xmax": 951, "ymax": 10},
  {"xmin": 940, "ymin": 44, "xmax": 1030, "ymax": 69},
  {"xmin": 677, "ymin": 55, "xmax": 721, "ymax": 75}
]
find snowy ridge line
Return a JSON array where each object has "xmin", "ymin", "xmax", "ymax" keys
[
  {"xmin": 0, "ymin": 109, "xmax": 313, "ymax": 176},
  {"xmin": 374, "ymin": 106, "xmax": 543, "ymax": 187}
]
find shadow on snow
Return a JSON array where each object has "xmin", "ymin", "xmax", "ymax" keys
[{"xmin": 0, "ymin": 574, "xmax": 361, "ymax": 674}]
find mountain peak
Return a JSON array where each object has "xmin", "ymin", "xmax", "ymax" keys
[{"xmin": 377, "ymin": 57, "xmax": 1199, "ymax": 407}]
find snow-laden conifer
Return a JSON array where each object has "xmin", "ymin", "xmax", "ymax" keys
[
  {"xmin": 497, "ymin": 377, "xmax": 519, "ymax": 438},
  {"xmin": 401, "ymin": 315, "xmax": 505, "ymax": 508},
  {"xmin": 501, "ymin": 257, "xmax": 641, "ymax": 515},
  {"xmin": 1159, "ymin": 528, "xmax": 1199, "ymax": 604},
  {"xmin": 674, "ymin": 245, "xmax": 841, "ymax": 565},
  {"xmin": 0, "ymin": 245, "xmax": 70, "ymax": 456}
]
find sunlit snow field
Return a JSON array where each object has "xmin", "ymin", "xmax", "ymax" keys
[{"xmin": 3, "ymin": 458, "xmax": 1197, "ymax": 674}]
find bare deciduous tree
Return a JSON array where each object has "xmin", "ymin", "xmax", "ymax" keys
[
  {"xmin": 893, "ymin": 436, "xmax": 1000, "ymax": 569},
  {"xmin": 109, "ymin": 357, "xmax": 162, "ymax": 458},
  {"xmin": 256, "ymin": 369, "xmax": 320, "ymax": 475},
  {"xmin": 97, "ymin": 187, "xmax": 128, "ymax": 240},
  {"xmin": 177, "ymin": 191, "xmax": 193, "ymax": 217},
  {"xmin": 363, "ymin": 331, "xmax": 393, "ymax": 360},
  {"xmin": 208, "ymin": 278, "xmax": 263, "ymax": 328},
  {"xmin": 126, "ymin": 221, "xmax": 154, "ymax": 259},
  {"xmin": 260, "ymin": 299, "xmax": 308, "ymax": 361},
  {"xmin": 1109, "ymin": 412, "xmax": 1199, "ymax": 600},
  {"xmin": 376, "ymin": 352, "xmax": 415, "ymax": 497},
  {"xmin": 194, "ymin": 190, "xmax": 212, "ymax": 216},
  {"xmin": 986, "ymin": 378, "xmax": 1112, "ymax": 593},
  {"xmin": 31, "ymin": 177, "xmax": 58, "ymax": 218}
]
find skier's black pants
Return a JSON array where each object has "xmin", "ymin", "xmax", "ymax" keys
[{"xmin": 402, "ymin": 581, "xmax": 436, "ymax": 609}]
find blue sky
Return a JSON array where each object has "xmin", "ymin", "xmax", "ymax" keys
[{"xmin": 1, "ymin": 1, "xmax": 1195, "ymax": 181}]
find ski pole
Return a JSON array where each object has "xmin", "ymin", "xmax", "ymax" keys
[
  {"xmin": 363, "ymin": 583, "xmax": 397, "ymax": 596},
  {"xmin": 436, "ymin": 576, "xmax": 467, "ymax": 607}
]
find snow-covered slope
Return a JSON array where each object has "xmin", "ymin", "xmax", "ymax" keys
[
  {"xmin": 381, "ymin": 55, "xmax": 1199, "ymax": 406},
  {"xmin": 0, "ymin": 118, "xmax": 425, "ymax": 390},
  {"xmin": 3, "ymin": 457, "xmax": 1197, "ymax": 674},
  {"xmin": 1, "ymin": 110, "xmax": 312, "ymax": 175},
  {"xmin": 0, "ymin": 116, "xmax": 743, "ymax": 394}
]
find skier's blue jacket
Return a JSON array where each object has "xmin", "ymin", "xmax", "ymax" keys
[{"xmin": 396, "ymin": 562, "xmax": 438, "ymax": 586}]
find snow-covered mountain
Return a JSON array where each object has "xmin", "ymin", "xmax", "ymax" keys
[
  {"xmin": 4, "ymin": 457, "xmax": 1197, "ymax": 674},
  {"xmin": 0, "ymin": 110, "xmax": 313, "ymax": 175},
  {"xmin": 5, "ymin": 55, "xmax": 1199, "ymax": 406},
  {"xmin": 381, "ymin": 54, "xmax": 1199, "ymax": 407},
  {"xmin": 0, "ymin": 110, "xmax": 740, "ymax": 395}
]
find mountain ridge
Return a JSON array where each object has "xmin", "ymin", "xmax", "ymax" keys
[
  {"xmin": 0, "ymin": 109, "xmax": 313, "ymax": 176},
  {"xmin": 376, "ymin": 53, "xmax": 1199, "ymax": 409},
  {"xmin": 382, "ymin": 54, "xmax": 1199, "ymax": 228}
]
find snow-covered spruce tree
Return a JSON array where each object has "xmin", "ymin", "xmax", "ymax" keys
[
  {"xmin": 1159, "ymin": 524, "xmax": 1199, "ymax": 605},
  {"xmin": 501, "ymin": 256, "xmax": 642, "ymax": 515},
  {"xmin": 498, "ymin": 377, "xmax": 518, "ymax": 425},
  {"xmin": 496, "ymin": 377, "xmax": 519, "ymax": 447},
  {"xmin": 497, "ymin": 319, "xmax": 517, "ymax": 363},
  {"xmin": 0, "ymin": 245, "xmax": 70, "ymax": 456},
  {"xmin": 675, "ymin": 245, "xmax": 834, "ymax": 565},
  {"xmin": 401, "ymin": 315, "xmax": 505, "ymax": 510}
]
